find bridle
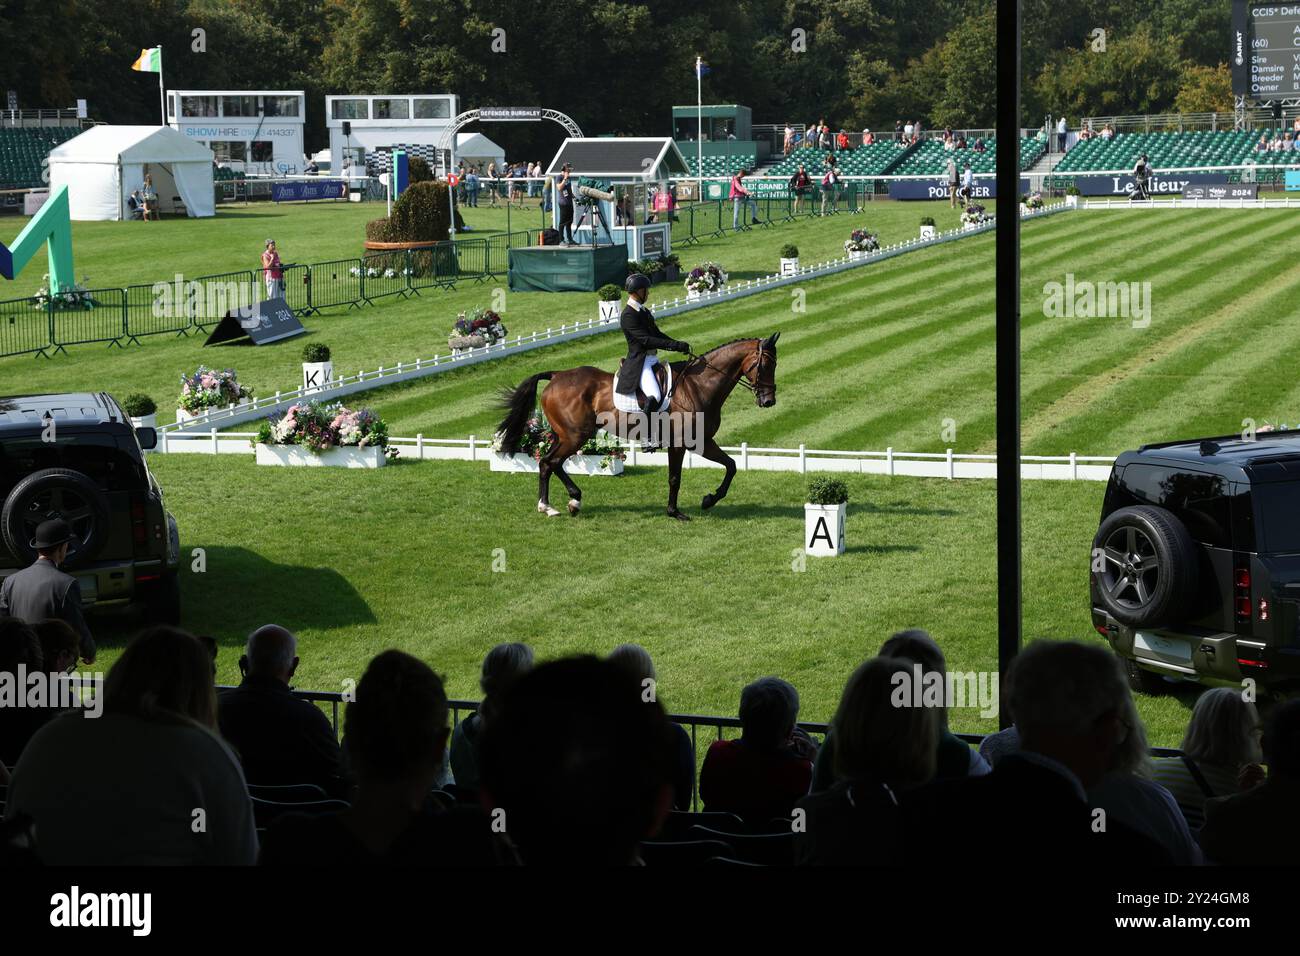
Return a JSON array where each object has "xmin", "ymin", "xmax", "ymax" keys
[{"xmin": 688, "ymin": 340, "xmax": 772, "ymax": 394}]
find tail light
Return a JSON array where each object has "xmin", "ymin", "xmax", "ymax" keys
[
  {"xmin": 131, "ymin": 496, "xmax": 149, "ymax": 550},
  {"xmin": 1259, "ymin": 598, "xmax": 1270, "ymax": 622},
  {"xmin": 1234, "ymin": 560, "xmax": 1253, "ymax": 624}
]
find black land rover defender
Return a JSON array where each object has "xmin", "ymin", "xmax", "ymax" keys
[
  {"xmin": 1090, "ymin": 431, "xmax": 1300, "ymax": 697},
  {"xmin": 0, "ymin": 392, "xmax": 181, "ymax": 624}
]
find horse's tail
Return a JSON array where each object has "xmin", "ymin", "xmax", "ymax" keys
[{"xmin": 494, "ymin": 371, "xmax": 554, "ymax": 453}]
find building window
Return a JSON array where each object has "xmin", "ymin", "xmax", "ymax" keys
[
  {"xmin": 331, "ymin": 99, "xmax": 369, "ymax": 120},
  {"xmin": 374, "ymin": 98, "xmax": 410, "ymax": 120},
  {"xmin": 251, "ymin": 141, "xmax": 274, "ymax": 162},
  {"xmin": 263, "ymin": 96, "xmax": 300, "ymax": 118},
  {"xmin": 181, "ymin": 96, "xmax": 218, "ymax": 118},
  {"xmin": 210, "ymin": 141, "xmax": 246, "ymax": 162},
  {"xmin": 222, "ymin": 96, "xmax": 259, "ymax": 117},
  {"xmin": 414, "ymin": 98, "xmax": 451, "ymax": 119}
]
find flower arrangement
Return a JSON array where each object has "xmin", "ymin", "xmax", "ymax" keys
[
  {"xmin": 493, "ymin": 413, "xmax": 626, "ymax": 469},
  {"xmin": 1023, "ymin": 191, "xmax": 1044, "ymax": 209},
  {"xmin": 961, "ymin": 203, "xmax": 992, "ymax": 226},
  {"xmin": 178, "ymin": 366, "xmax": 253, "ymax": 414},
  {"xmin": 33, "ymin": 274, "xmax": 98, "ymax": 311},
  {"xmin": 449, "ymin": 307, "xmax": 509, "ymax": 350},
  {"xmin": 255, "ymin": 401, "xmax": 390, "ymax": 452},
  {"xmin": 844, "ymin": 229, "xmax": 880, "ymax": 255},
  {"xmin": 684, "ymin": 261, "xmax": 728, "ymax": 294},
  {"xmin": 350, "ymin": 266, "xmax": 383, "ymax": 278}
]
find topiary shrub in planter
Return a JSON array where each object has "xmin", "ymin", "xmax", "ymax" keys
[
  {"xmin": 780, "ymin": 243, "xmax": 800, "ymax": 276},
  {"xmin": 365, "ymin": 180, "xmax": 454, "ymax": 272},
  {"xmin": 805, "ymin": 476, "xmax": 848, "ymax": 556},
  {"xmin": 301, "ymin": 342, "xmax": 333, "ymax": 392},
  {"xmin": 123, "ymin": 393, "xmax": 157, "ymax": 430},
  {"xmin": 597, "ymin": 284, "xmax": 622, "ymax": 323},
  {"xmin": 920, "ymin": 216, "xmax": 936, "ymax": 240}
]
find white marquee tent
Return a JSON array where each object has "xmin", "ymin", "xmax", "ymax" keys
[
  {"xmin": 48, "ymin": 125, "xmax": 215, "ymax": 221},
  {"xmin": 455, "ymin": 132, "xmax": 506, "ymax": 171}
]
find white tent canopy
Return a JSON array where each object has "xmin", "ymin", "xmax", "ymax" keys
[
  {"xmin": 48, "ymin": 125, "xmax": 215, "ymax": 221},
  {"xmin": 456, "ymin": 132, "xmax": 506, "ymax": 171}
]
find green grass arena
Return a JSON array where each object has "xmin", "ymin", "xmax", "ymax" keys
[{"xmin": 6, "ymin": 198, "xmax": 1300, "ymax": 747}]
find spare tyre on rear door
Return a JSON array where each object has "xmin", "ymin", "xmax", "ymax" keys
[
  {"xmin": 1, "ymin": 468, "xmax": 111, "ymax": 570},
  {"xmin": 1091, "ymin": 504, "xmax": 1199, "ymax": 628}
]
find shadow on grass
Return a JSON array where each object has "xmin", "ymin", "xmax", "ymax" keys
[
  {"xmin": 843, "ymin": 543, "xmax": 922, "ymax": 555},
  {"xmin": 86, "ymin": 545, "xmax": 376, "ymax": 653},
  {"xmin": 855, "ymin": 501, "xmax": 961, "ymax": 518}
]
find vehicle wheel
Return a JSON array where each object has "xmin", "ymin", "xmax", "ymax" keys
[
  {"xmin": 1125, "ymin": 658, "xmax": 1167, "ymax": 696},
  {"xmin": 1091, "ymin": 505, "xmax": 1199, "ymax": 629},
  {"xmin": 1, "ymin": 468, "xmax": 110, "ymax": 570},
  {"xmin": 139, "ymin": 572, "xmax": 181, "ymax": 626}
]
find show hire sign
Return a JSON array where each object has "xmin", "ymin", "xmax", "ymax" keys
[{"xmin": 205, "ymin": 297, "xmax": 307, "ymax": 346}]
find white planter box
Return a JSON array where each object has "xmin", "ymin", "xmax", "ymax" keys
[
  {"xmin": 920, "ymin": 225, "xmax": 936, "ymax": 240},
  {"xmin": 805, "ymin": 502, "xmax": 846, "ymax": 557},
  {"xmin": 130, "ymin": 413, "xmax": 157, "ymax": 430},
  {"xmin": 489, "ymin": 452, "xmax": 624, "ymax": 476},
  {"xmin": 687, "ymin": 289, "xmax": 703, "ymax": 300},
  {"xmin": 1065, "ymin": 194, "xmax": 1078, "ymax": 207},
  {"xmin": 302, "ymin": 361, "xmax": 334, "ymax": 392},
  {"xmin": 175, "ymin": 399, "xmax": 252, "ymax": 426},
  {"xmin": 779, "ymin": 257, "xmax": 799, "ymax": 277},
  {"xmin": 255, "ymin": 443, "xmax": 386, "ymax": 468},
  {"xmin": 962, "ymin": 220, "xmax": 979, "ymax": 231},
  {"xmin": 598, "ymin": 299, "xmax": 621, "ymax": 323}
]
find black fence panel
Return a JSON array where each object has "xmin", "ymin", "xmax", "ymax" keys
[
  {"xmin": 307, "ymin": 258, "xmax": 364, "ymax": 311},
  {"xmin": 51, "ymin": 288, "xmax": 126, "ymax": 351},
  {"xmin": 124, "ymin": 282, "xmax": 188, "ymax": 340},
  {"xmin": 189, "ymin": 270, "xmax": 259, "ymax": 330},
  {"xmin": 0, "ymin": 296, "xmax": 53, "ymax": 358},
  {"xmin": 360, "ymin": 254, "xmax": 409, "ymax": 301},
  {"xmin": 280, "ymin": 264, "xmax": 311, "ymax": 314}
]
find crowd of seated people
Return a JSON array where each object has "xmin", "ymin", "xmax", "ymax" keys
[{"xmin": 2, "ymin": 617, "xmax": 1298, "ymax": 866}]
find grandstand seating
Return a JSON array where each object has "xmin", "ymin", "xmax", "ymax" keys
[
  {"xmin": 1054, "ymin": 129, "xmax": 1282, "ymax": 173},
  {"xmin": 0, "ymin": 126, "xmax": 82, "ymax": 189},
  {"xmin": 762, "ymin": 141, "xmax": 908, "ymax": 178},
  {"xmin": 747, "ymin": 136, "xmax": 1044, "ymax": 181},
  {"xmin": 886, "ymin": 136, "xmax": 1045, "ymax": 176},
  {"xmin": 682, "ymin": 148, "xmax": 759, "ymax": 178}
]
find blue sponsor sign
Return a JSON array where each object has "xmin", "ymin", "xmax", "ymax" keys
[
  {"xmin": 887, "ymin": 178, "xmax": 1029, "ymax": 200},
  {"xmin": 271, "ymin": 180, "xmax": 348, "ymax": 203},
  {"xmin": 1286, "ymin": 170, "xmax": 1300, "ymax": 192}
]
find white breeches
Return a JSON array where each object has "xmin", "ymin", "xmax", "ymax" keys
[{"xmin": 640, "ymin": 353, "xmax": 661, "ymax": 401}]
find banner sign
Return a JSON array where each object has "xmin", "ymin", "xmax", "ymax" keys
[
  {"xmin": 1287, "ymin": 170, "xmax": 1300, "ymax": 191},
  {"xmin": 480, "ymin": 107, "xmax": 542, "ymax": 121},
  {"xmin": 887, "ymin": 178, "xmax": 1029, "ymax": 200},
  {"xmin": 271, "ymin": 180, "xmax": 347, "ymax": 203},
  {"xmin": 205, "ymin": 297, "xmax": 306, "ymax": 346},
  {"xmin": 1183, "ymin": 183, "xmax": 1257, "ymax": 200},
  {"xmin": 1068, "ymin": 172, "xmax": 1236, "ymax": 197}
]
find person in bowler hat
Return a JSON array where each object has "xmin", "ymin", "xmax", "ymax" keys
[{"xmin": 0, "ymin": 518, "xmax": 95, "ymax": 664}]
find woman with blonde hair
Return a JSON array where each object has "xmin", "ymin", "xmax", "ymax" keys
[{"xmin": 1151, "ymin": 688, "xmax": 1264, "ymax": 831}]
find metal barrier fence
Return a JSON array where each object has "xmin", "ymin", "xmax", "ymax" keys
[{"xmin": 0, "ymin": 189, "xmax": 870, "ymax": 359}]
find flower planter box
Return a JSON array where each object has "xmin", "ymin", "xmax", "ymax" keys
[
  {"xmin": 687, "ymin": 289, "xmax": 703, "ymax": 301},
  {"xmin": 176, "ymin": 400, "xmax": 252, "ymax": 425},
  {"xmin": 779, "ymin": 257, "xmax": 799, "ymax": 277},
  {"xmin": 847, "ymin": 249, "xmax": 868, "ymax": 260},
  {"xmin": 962, "ymin": 220, "xmax": 980, "ymax": 232},
  {"xmin": 919, "ymin": 225, "xmax": 936, "ymax": 240},
  {"xmin": 598, "ymin": 300, "xmax": 621, "ymax": 323},
  {"xmin": 302, "ymin": 361, "xmax": 334, "ymax": 393},
  {"xmin": 255, "ymin": 443, "xmax": 386, "ymax": 469},
  {"xmin": 130, "ymin": 413, "xmax": 157, "ymax": 431},
  {"xmin": 1065, "ymin": 194, "xmax": 1078, "ymax": 207},
  {"xmin": 490, "ymin": 452, "xmax": 623, "ymax": 476},
  {"xmin": 805, "ymin": 502, "xmax": 846, "ymax": 557}
]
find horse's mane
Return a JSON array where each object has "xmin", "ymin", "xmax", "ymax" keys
[{"xmin": 702, "ymin": 337, "xmax": 762, "ymax": 356}]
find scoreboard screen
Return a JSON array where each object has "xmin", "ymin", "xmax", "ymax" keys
[{"xmin": 1233, "ymin": 3, "xmax": 1300, "ymax": 99}]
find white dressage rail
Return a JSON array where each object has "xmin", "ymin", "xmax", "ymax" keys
[
  {"xmin": 1082, "ymin": 196, "xmax": 1300, "ymax": 210},
  {"xmin": 160, "ymin": 202, "xmax": 1074, "ymax": 437},
  {"xmin": 155, "ymin": 431, "xmax": 1115, "ymax": 481}
]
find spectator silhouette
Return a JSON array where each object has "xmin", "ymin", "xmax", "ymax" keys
[
  {"xmin": 796, "ymin": 656, "xmax": 939, "ymax": 865},
  {"xmin": 901, "ymin": 640, "xmax": 1174, "ymax": 863},
  {"xmin": 479, "ymin": 656, "xmax": 674, "ymax": 865},
  {"xmin": 218, "ymin": 625, "xmax": 345, "ymax": 797},
  {"xmin": 0, "ymin": 617, "xmax": 50, "ymax": 768},
  {"xmin": 5, "ymin": 626, "xmax": 256, "ymax": 865},
  {"xmin": 449, "ymin": 642, "xmax": 533, "ymax": 794},
  {"xmin": 1199, "ymin": 698, "xmax": 1300, "ymax": 864},
  {"xmin": 607, "ymin": 643, "xmax": 695, "ymax": 812},
  {"xmin": 260, "ymin": 650, "xmax": 497, "ymax": 866},
  {"xmin": 1151, "ymin": 688, "xmax": 1263, "ymax": 831},
  {"xmin": 699, "ymin": 676, "xmax": 817, "ymax": 823}
]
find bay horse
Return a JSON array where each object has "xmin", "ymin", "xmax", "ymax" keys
[{"xmin": 495, "ymin": 334, "xmax": 779, "ymax": 519}]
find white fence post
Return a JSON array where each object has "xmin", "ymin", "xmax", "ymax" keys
[
  {"xmin": 416, "ymin": 433, "xmax": 424, "ymax": 460},
  {"xmin": 1070, "ymin": 451, "xmax": 1077, "ymax": 480},
  {"xmin": 946, "ymin": 448, "xmax": 954, "ymax": 479},
  {"xmin": 886, "ymin": 446, "xmax": 894, "ymax": 476},
  {"xmin": 799, "ymin": 443, "xmax": 806, "ymax": 474},
  {"xmin": 741, "ymin": 441, "xmax": 748, "ymax": 471},
  {"xmin": 469, "ymin": 434, "xmax": 476, "ymax": 462},
  {"xmin": 211, "ymin": 428, "xmax": 219, "ymax": 456}
]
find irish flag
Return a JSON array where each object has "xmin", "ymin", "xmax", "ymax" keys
[{"xmin": 131, "ymin": 47, "xmax": 162, "ymax": 73}]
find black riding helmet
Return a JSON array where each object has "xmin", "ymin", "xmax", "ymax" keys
[{"xmin": 625, "ymin": 273, "xmax": 651, "ymax": 294}]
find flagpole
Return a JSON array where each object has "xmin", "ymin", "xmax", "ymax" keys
[
  {"xmin": 157, "ymin": 45, "xmax": 165, "ymax": 126},
  {"xmin": 696, "ymin": 56, "xmax": 703, "ymax": 198}
]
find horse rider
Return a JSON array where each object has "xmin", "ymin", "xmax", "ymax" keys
[{"xmin": 615, "ymin": 273, "xmax": 691, "ymax": 450}]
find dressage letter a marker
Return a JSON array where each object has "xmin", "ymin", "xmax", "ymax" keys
[{"xmin": 809, "ymin": 516, "xmax": 833, "ymax": 550}]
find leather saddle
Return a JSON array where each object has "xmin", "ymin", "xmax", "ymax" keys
[{"xmin": 615, "ymin": 360, "xmax": 673, "ymax": 413}]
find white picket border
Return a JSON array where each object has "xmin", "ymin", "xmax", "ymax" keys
[
  {"xmin": 160, "ymin": 202, "xmax": 1074, "ymax": 436},
  {"xmin": 1082, "ymin": 196, "xmax": 1300, "ymax": 210},
  {"xmin": 156, "ymin": 430, "xmax": 1114, "ymax": 481}
]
